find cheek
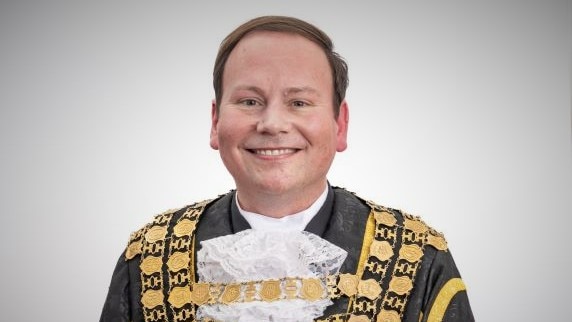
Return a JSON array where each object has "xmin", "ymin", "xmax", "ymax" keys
[
  {"xmin": 303, "ymin": 119, "xmax": 339, "ymax": 149},
  {"xmin": 217, "ymin": 132, "xmax": 239, "ymax": 153},
  {"xmin": 215, "ymin": 116, "xmax": 252, "ymax": 153},
  {"xmin": 216, "ymin": 118, "xmax": 240, "ymax": 145}
]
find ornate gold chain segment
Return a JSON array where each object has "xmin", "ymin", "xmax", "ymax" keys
[
  {"xmin": 139, "ymin": 210, "xmax": 175, "ymax": 322},
  {"xmin": 347, "ymin": 203, "xmax": 400, "ymax": 321},
  {"xmin": 375, "ymin": 213, "xmax": 427, "ymax": 322},
  {"xmin": 346, "ymin": 201, "xmax": 448, "ymax": 322},
  {"xmin": 167, "ymin": 200, "xmax": 210, "ymax": 322},
  {"xmin": 128, "ymin": 200, "xmax": 209, "ymax": 322}
]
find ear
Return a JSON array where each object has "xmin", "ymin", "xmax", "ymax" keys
[
  {"xmin": 335, "ymin": 100, "xmax": 349, "ymax": 152},
  {"xmin": 209, "ymin": 100, "xmax": 220, "ymax": 150}
]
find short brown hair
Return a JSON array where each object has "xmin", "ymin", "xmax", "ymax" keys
[{"xmin": 213, "ymin": 16, "xmax": 349, "ymax": 117}]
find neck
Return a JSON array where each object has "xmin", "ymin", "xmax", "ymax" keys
[{"xmin": 236, "ymin": 182, "xmax": 327, "ymax": 218}]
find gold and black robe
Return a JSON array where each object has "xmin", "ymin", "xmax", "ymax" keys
[{"xmin": 100, "ymin": 187, "xmax": 474, "ymax": 322}]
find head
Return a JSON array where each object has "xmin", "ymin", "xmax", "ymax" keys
[
  {"xmin": 209, "ymin": 16, "xmax": 350, "ymax": 214},
  {"xmin": 213, "ymin": 16, "xmax": 348, "ymax": 118}
]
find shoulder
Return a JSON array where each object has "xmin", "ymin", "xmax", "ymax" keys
[
  {"xmin": 123, "ymin": 193, "xmax": 231, "ymax": 261},
  {"xmin": 332, "ymin": 186, "xmax": 448, "ymax": 252},
  {"xmin": 332, "ymin": 188, "xmax": 473, "ymax": 319}
]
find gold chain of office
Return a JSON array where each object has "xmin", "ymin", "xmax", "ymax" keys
[{"xmin": 125, "ymin": 194, "xmax": 447, "ymax": 322}]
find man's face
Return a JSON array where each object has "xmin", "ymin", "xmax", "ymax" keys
[{"xmin": 210, "ymin": 31, "xmax": 348, "ymax": 198}]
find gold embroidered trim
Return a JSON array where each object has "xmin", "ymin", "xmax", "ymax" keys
[
  {"xmin": 356, "ymin": 212, "xmax": 376, "ymax": 279},
  {"xmin": 346, "ymin": 211, "xmax": 378, "ymax": 315},
  {"xmin": 426, "ymin": 278, "xmax": 466, "ymax": 322}
]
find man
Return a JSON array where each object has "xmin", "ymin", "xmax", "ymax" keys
[{"xmin": 101, "ymin": 16, "xmax": 474, "ymax": 322}]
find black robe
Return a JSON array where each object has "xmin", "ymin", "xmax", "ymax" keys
[{"xmin": 101, "ymin": 187, "xmax": 474, "ymax": 321}]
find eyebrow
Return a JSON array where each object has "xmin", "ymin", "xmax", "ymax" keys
[
  {"xmin": 283, "ymin": 86, "xmax": 320, "ymax": 97},
  {"xmin": 233, "ymin": 85, "xmax": 265, "ymax": 96},
  {"xmin": 232, "ymin": 85, "xmax": 320, "ymax": 97}
]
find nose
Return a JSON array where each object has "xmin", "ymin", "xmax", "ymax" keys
[{"xmin": 256, "ymin": 102, "xmax": 291, "ymax": 135}]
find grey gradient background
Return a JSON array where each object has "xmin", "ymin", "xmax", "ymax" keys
[{"xmin": 1, "ymin": 1, "xmax": 571, "ymax": 321}]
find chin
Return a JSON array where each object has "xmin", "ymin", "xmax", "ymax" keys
[
  {"xmin": 258, "ymin": 182, "xmax": 293, "ymax": 195},
  {"xmin": 252, "ymin": 178, "xmax": 299, "ymax": 195}
]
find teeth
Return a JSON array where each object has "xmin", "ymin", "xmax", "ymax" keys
[{"xmin": 254, "ymin": 149, "xmax": 295, "ymax": 156}]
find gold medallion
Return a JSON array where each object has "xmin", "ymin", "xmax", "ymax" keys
[
  {"xmin": 141, "ymin": 289, "xmax": 164, "ymax": 309},
  {"xmin": 427, "ymin": 234, "xmax": 447, "ymax": 251},
  {"xmin": 377, "ymin": 309, "xmax": 401, "ymax": 322},
  {"xmin": 173, "ymin": 219, "xmax": 196, "ymax": 237},
  {"xmin": 389, "ymin": 276, "xmax": 413, "ymax": 295},
  {"xmin": 301, "ymin": 278, "xmax": 323, "ymax": 301},
  {"xmin": 125, "ymin": 239, "xmax": 142, "ymax": 260},
  {"xmin": 190, "ymin": 283, "xmax": 210, "ymax": 305},
  {"xmin": 399, "ymin": 244, "xmax": 423, "ymax": 263},
  {"xmin": 220, "ymin": 284, "xmax": 241, "ymax": 304},
  {"xmin": 370, "ymin": 240, "xmax": 394, "ymax": 261},
  {"xmin": 338, "ymin": 273, "xmax": 359, "ymax": 297},
  {"xmin": 168, "ymin": 286, "xmax": 191, "ymax": 308},
  {"xmin": 403, "ymin": 218, "xmax": 428, "ymax": 234},
  {"xmin": 140, "ymin": 255, "xmax": 162, "ymax": 275},
  {"xmin": 167, "ymin": 252, "xmax": 190, "ymax": 272},
  {"xmin": 260, "ymin": 280, "xmax": 281, "ymax": 302},
  {"xmin": 358, "ymin": 278, "xmax": 382, "ymax": 300},
  {"xmin": 374, "ymin": 210, "xmax": 397, "ymax": 227},
  {"xmin": 145, "ymin": 225, "xmax": 168, "ymax": 243}
]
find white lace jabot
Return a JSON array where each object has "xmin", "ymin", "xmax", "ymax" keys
[{"xmin": 196, "ymin": 229, "xmax": 347, "ymax": 322}]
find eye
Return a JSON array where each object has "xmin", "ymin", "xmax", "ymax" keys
[
  {"xmin": 291, "ymin": 100, "xmax": 308, "ymax": 108},
  {"xmin": 239, "ymin": 99, "xmax": 260, "ymax": 107}
]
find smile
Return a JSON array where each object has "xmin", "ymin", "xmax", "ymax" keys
[{"xmin": 250, "ymin": 148, "xmax": 298, "ymax": 156}]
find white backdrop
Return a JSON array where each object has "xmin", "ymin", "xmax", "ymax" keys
[{"xmin": 1, "ymin": 1, "xmax": 570, "ymax": 321}]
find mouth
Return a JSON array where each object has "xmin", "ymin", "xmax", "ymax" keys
[{"xmin": 247, "ymin": 148, "xmax": 299, "ymax": 156}]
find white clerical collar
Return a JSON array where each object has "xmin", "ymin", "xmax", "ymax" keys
[{"xmin": 236, "ymin": 186, "xmax": 329, "ymax": 232}]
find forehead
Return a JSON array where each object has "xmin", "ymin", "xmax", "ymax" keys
[
  {"xmin": 223, "ymin": 31, "xmax": 332, "ymax": 85},
  {"xmin": 232, "ymin": 30, "xmax": 324, "ymax": 53}
]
